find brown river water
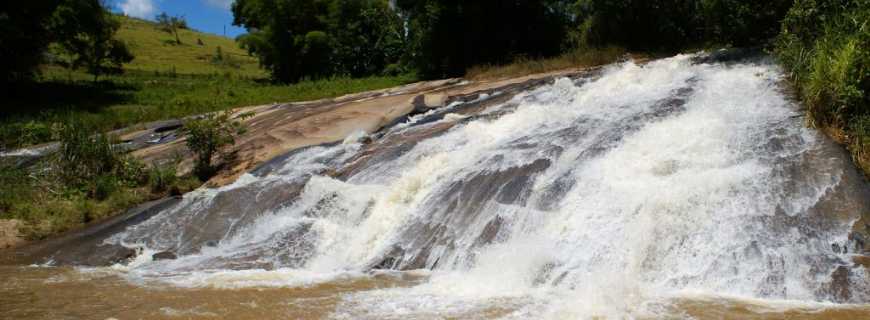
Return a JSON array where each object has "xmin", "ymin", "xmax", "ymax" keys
[{"xmin": 2, "ymin": 266, "xmax": 869, "ymax": 320}]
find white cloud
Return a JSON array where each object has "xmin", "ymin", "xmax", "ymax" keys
[
  {"xmin": 203, "ymin": 0, "xmax": 233, "ymax": 10},
  {"xmin": 120, "ymin": 0, "xmax": 156, "ymax": 19}
]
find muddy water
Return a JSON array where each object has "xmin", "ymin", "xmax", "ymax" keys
[
  {"xmin": 2, "ymin": 266, "xmax": 869, "ymax": 319},
  {"xmin": 3, "ymin": 54, "xmax": 870, "ymax": 319}
]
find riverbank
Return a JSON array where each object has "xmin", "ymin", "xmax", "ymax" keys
[{"xmin": 0, "ymin": 51, "xmax": 628, "ymax": 247}]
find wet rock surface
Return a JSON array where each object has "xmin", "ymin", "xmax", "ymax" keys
[
  {"xmin": 152, "ymin": 251, "xmax": 177, "ymax": 260},
  {"xmin": 2, "ymin": 197, "xmax": 181, "ymax": 266},
  {"xmin": 3, "ymin": 54, "xmax": 870, "ymax": 316}
]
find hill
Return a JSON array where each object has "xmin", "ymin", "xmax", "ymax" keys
[{"xmin": 115, "ymin": 16, "xmax": 266, "ymax": 78}]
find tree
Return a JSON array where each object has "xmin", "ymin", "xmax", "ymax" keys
[
  {"xmin": 52, "ymin": 0, "xmax": 134, "ymax": 81},
  {"xmin": 570, "ymin": 0, "xmax": 793, "ymax": 50},
  {"xmin": 232, "ymin": 0, "xmax": 404, "ymax": 82},
  {"xmin": 156, "ymin": 12, "xmax": 187, "ymax": 45},
  {"xmin": 395, "ymin": 0, "xmax": 572, "ymax": 78},
  {"xmin": 0, "ymin": 1, "xmax": 63, "ymax": 83}
]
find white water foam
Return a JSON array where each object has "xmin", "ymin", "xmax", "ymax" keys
[{"xmin": 102, "ymin": 54, "xmax": 864, "ymax": 318}]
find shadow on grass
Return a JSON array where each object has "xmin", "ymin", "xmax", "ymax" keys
[{"xmin": 0, "ymin": 80, "xmax": 136, "ymax": 118}]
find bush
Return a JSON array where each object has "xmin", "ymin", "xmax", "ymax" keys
[
  {"xmin": 776, "ymin": 0, "xmax": 870, "ymax": 174},
  {"xmin": 55, "ymin": 120, "xmax": 123, "ymax": 188},
  {"xmin": 0, "ymin": 160, "xmax": 34, "ymax": 213},
  {"xmin": 92, "ymin": 174, "xmax": 119, "ymax": 201},
  {"xmin": 183, "ymin": 110, "xmax": 252, "ymax": 180},
  {"xmin": 148, "ymin": 161, "xmax": 178, "ymax": 193}
]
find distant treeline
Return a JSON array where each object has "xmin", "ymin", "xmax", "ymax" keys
[{"xmin": 229, "ymin": 0, "xmax": 799, "ymax": 81}]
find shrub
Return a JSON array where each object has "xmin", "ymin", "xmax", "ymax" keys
[
  {"xmin": 776, "ymin": 0, "xmax": 870, "ymax": 175},
  {"xmin": 92, "ymin": 174, "xmax": 119, "ymax": 201},
  {"xmin": 55, "ymin": 120, "xmax": 123, "ymax": 188},
  {"xmin": 148, "ymin": 161, "xmax": 178, "ymax": 193},
  {"xmin": 182, "ymin": 110, "xmax": 252, "ymax": 180},
  {"xmin": 0, "ymin": 160, "xmax": 34, "ymax": 213}
]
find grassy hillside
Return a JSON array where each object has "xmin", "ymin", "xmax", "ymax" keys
[
  {"xmin": 0, "ymin": 15, "xmax": 416, "ymax": 240},
  {"xmin": 115, "ymin": 16, "xmax": 266, "ymax": 78},
  {"xmin": 0, "ymin": 15, "xmax": 415, "ymax": 150}
]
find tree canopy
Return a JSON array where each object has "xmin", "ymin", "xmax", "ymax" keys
[
  {"xmin": 232, "ymin": 0, "xmax": 404, "ymax": 82},
  {"xmin": 396, "ymin": 0, "xmax": 573, "ymax": 78},
  {"xmin": 0, "ymin": 0, "xmax": 131, "ymax": 83},
  {"xmin": 571, "ymin": 0, "xmax": 794, "ymax": 50}
]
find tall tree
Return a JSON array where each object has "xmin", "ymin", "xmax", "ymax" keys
[
  {"xmin": 0, "ymin": 1, "xmax": 63, "ymax": 83},
  {"xmin": 571, "ymin": 0, "xmax": 793, "ymax": 50},
  {"xmin": 52, "ymin": 0, "xmax": 134, "ymax": 81},
  {"xmin": 396, "ymin": 0, "xmax": 572, "ymax": 78},
  {"xmin": 0, "ymin": 0, "xmax": 133, "ymax": 84},
  {"xmin": 232, "ymin": 0, "xmax": 404, "ymax": 82}
]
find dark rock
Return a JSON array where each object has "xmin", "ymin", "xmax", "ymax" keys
[
  {"xmin": 691, "ymin": 47, "xmax": 764, "ymax": 65},
  {"xmin": 152, "ymin": 251, "xmax": 177, "ymax": 260},
  {"xmin": 849, "ymin": 232, "xmax": 867, "ymax": 253},
  {"xmin": 150, "ymin": 120, "xmax": 184, "ymax": 133},
  {"xmin": 2, "ymin": 197, "xmax": 182, "ymax": 267},
  {"xmin": 826, "ymin": 265, "xmax": 853, "ymax": 302}
]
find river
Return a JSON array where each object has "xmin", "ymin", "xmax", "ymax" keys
[{"xmin": 2, "ymin": 54, "xmax": 869, "ymax": 319}]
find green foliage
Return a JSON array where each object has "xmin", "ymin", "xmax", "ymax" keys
[
  {"xmin": 571, "ymin": 0, "xmax": 792, "ymax": 50},
  {"xmin": 232, "ymin": 0, "xmax": 405, "ymax": 82},
  {"xmin": 0, "ymin": 160, "xmax": 34, "ymax": 213},
  {"xmin": 54, "ymin": 120, "xmax": 124, "ymax": 189},
  {"xmin": 182, "ymin": 110, "xmax": 252, "ymax": 179},
  {"xmin": 698, "ymin": 0, "xmax": 793, "ymax": 47},
  {"xmin": 0, "ymin": 68, "xmax": 414, "ymax": 149},
  {"xmin": 1, "ymin": 0, "xmax": 132, "ymax": 83},
  {"xmin": 0, "ymin": 1, "xmax": 62, "ymax": 83},
  {"xmin": 50, "ymin": 0, "xmax": 133, "ymax": 81},
  {"xmin": 0, "ymin": 121, "xmax": 204, "ymax": 239},
  {"xmin": 148, "ymin": 161, "xmax": 178, "ymax": 193},
  {"xmin": 0, "ymin": 0, "xmax": 132, "ymax": 83},
  {"xmin": 775, "ymin": 0, "xmax": 870, "ymax": 174},
  {"xmin": 396, "ymin": 0, "xmax": 572, "ymax": 78}
]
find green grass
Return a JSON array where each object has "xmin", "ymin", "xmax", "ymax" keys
[
  {"xmin": 114, "ymin": 16, "xmax": 266, "ymax": 78},
  {"xmin": 0, "ymin": 126, "xmax": 202, "ymax": 240},
  {"xmin": 464, "ymin": 46, "xmax": 627, "ymax": 81},
  {"xmin": 0, "ymin": 70, "xmax": 415, "ymax": 149},
  {"xmin": 775, "ymin": 0, "xmax": 869, "ymax": 177},
  {"xmin": 0, "ymin": 15, "xmax": 416, "ymax": 149}
]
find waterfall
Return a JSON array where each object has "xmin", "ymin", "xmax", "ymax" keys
[{"xmin": 106, "ymin": 54, "xmax": 869, "ymax": 318}]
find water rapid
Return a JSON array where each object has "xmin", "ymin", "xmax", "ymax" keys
[{"xmin": 93, "ymin": 54, "xmax": 870, "ymax": 318}]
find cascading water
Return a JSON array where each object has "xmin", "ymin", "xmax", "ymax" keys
[{"xmin": 78, "ymin": 54, "xmax": 870, "ymax": 318}]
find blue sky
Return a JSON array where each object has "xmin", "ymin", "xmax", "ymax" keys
[{"xmin": 112, "ymin": 0, "xmax": 247, "ymax": 38}]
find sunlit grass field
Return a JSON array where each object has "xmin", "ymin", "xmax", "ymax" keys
[
  {"xmin": 0, "ymin": 16, "xmax": 416, "ymax": 149},
  {"xmin": 115, "ymin": 16, "xmax": 266, "ymax": 78}
]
